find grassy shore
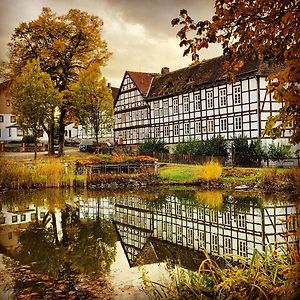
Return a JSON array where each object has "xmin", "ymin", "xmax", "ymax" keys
[{"xmin": 158, "ymin": 163, "xmax": 300, "ymax": 192}]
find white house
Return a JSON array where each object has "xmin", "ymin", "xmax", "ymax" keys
[{"xmin": 114, "ymin": 56, "xmax": 294, "ymax": 150}]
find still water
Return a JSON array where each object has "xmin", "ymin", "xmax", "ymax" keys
[{"xmin": 0, "ymin": 188, "xmax": 298, "ymax": 298}]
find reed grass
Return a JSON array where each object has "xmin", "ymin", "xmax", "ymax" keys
[
  {"xmin": 0, "ymin": 158, "xmax": 76, "ymax": 189},
  {"xmin": 142, "ymin": 245, "xmax": 300, "ymax": 300}
]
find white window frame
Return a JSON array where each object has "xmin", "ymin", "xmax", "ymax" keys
[
  {"xmin": 195, "ymin": 121, "xmax": 201, "ymax": 134},
  {"xmin": 195, "ymin": 93, "xmax": 201, "ymax": 110},
  {"xmin": 235, "ymin": 116, "xmax": 242, "ymax": 130},
  {"xmin": 233, "ymin": 85, "xmax": 241, "ymax": 104},
  {"xmin": 224, "ymin": 237, "xmax": 232, "ymax": 254},
  {"xmin": 220, "ymin": 118, "xmax": 227, "ymax": 131},
  {"xmin": 184, "ymin": 123, "xmax": 190, "ymax": 135},
  {"xmin": 210, "ymin": 210, "xmax": 218, "ymax": 223},
  {"xmin": 237, "ymin": 214, "xmax": 246, "ymax": 228},
  {"xmin": 154, "ymin": 127, "xmax": 160, "ymax": 138},
  {"xmin": 207, "ymin": 120, "xmax": 214, "ymax": 133},
  {"xmin": 174, "ymin": 124, "xmax": 179, "ymax": 136},
  {"xmin": 173, "ymin": 98, "xmax": 179, "ymax": 114},
  {"xmin": 223, "ymin": 212, "xmax": 231, "ymax": 225},
  {"xmin": 187, "ymin": 228, "xmax": 194, "ymax": 246},
  {"xmin": 207, "ymin": 91, "xmax": 213, "ymax": 108},
  {"xmin": 164, "ymin": 125, "xmax": 169, "ymax": 137},
  {"xmin": 163, "ymin": 100, "xmax": 169, "ymax": 116},
  {"xmin": 238, "ymin": 240, "xmax": 247, "ymax": 257},
  {"xmin": 154, "ymin": 101, "xmax": 160, "ymax": 117},
  {"xmin": 183, "ymin": 96, "xmax": 189, "ymax": 113},
  {"xmin": 212, "ymin": 234, "xmax": 219, "ymax": 252},
  {"xmin": 176, "ymin": 225, "xmax": 183, "ymax": 243},
  {"xmin": 219, "ymin": 88, "xmax": 227, "ymax": 107},
  {"xmin": 198, "ymin": 231, "xmax": 205, "ymax": 248}
]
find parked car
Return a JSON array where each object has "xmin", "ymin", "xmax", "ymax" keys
[
  {"xmin": 64, "ymin": 137, "xmax": 81, "ymax": 147},
  {"xmin": 79, "ymin": 139, "xmax": 113, "ymax": 154}
]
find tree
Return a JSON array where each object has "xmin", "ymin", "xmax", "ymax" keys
[
  {"xmin": 139, "ymin": 138, "xmax": 169, "ymax": 155},
  {"xmin": 172, "ymin": 0, "xmax": 299, "ymax": 144},
  {"xmin": 10, "ymin": 59, "xmax": 61, "ymax": 159},
  {"xmin": 268, "ymin": 142, "xmax": 292, "ymax": 163},
  {"xmin": 8, "ymin": 7, "xmax": 112, "ymax": 155},
  {"xmin": 72, "ymin": 64, "xmax": 113, "ymax": 147}
]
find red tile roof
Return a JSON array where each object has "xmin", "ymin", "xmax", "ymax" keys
[{"xmin": 126, "ymin": 71, "xmax": 158, "ymax": 96}]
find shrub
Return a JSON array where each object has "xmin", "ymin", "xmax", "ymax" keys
[
  {"xmin": 139, "ymin": 138, "xmax": 168, "ymax": 155},
  {"xmin": 195, "ymin": 160, "xmax": 222, "ymax": 182},
  {"xmin": 268, "ymin": 142, "xmax": 292, "ymax": 162}
]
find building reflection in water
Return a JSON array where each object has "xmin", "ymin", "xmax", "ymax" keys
[
  {"xmin": 112, "ymin": 191, "xmax": 299, "ymax": 269},
  {"xmin": 0, "ymin": 190, "xmax": 299, "ymax": 272}
]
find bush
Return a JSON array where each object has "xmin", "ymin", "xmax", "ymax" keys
[
  {"xmin": 268, "ymin": 142, "xmax": 292, "ymax": 162},
  {"xmin": 233, "ymin": 136, "xmax": 267, "ymax": 166},
  {"xmin": 174, "ymin": 136, "xmax": 228, "ymax": 157},
  {"xmin": 195, "ymin": 160, "xmax": 223, "ymax": 182},
  {"xmin": 139, "ymin": 139, "xmax": 168, "ymax": 155}
]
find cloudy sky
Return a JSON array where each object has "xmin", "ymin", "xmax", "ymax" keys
[{"xmin": 0, "ymin": 0, "xmax": 222, "ymax": 87}]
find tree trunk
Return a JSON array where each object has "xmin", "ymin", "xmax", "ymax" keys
[
  {"xmin": 34, "ymin": 140, "xmax": 37, "ymax": 160},
  {"xmin": 58, "ymin": 106, "xmax": 67, "ymax": 157}
]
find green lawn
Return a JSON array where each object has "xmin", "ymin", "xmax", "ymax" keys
[{"xmin": 159, "ymin": 164, "xmax": 199, "ymax": 183}]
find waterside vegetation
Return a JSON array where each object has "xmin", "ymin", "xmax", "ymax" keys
[{"xmin": 0, "ymin": 154, "xmax": 299, "ymax": 193}]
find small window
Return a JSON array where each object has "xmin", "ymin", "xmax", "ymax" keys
[
  {"xmin": 40, "ymin": 212, "xmax": 45, "ymax": 219},
  {"xmin": 173, "ymin": 98, "xmax": 179, "ymax": 114},
  {"xmin": 8, "ymin": 232, "xmax": 13, "ymax": 240},
  {"xmin": 184, "ymin": 123, "xmax": 190, "ymax": 134},
  {"xmin": 166, "ymin": 202, "xmax": 172, "ymax": 214},
  {"xmin": 199, "ymin": 208, "xmax": 205, "ymax": 220},
  {"xmin": 20, "ymin": 214, "xmax": 26, "ymax": 222},
  {"xmin": 238, "ymin": 240, "xmax": 247, "ymax": 257},
  {"xmin": 12, "ymin": 215, "xmax": 17, "ymax": 223},
  {"xmin": 17, "ymin": 128, "xmax": 23, "ymax": 136},
  {"xmin": 220, "ymin": 118, "xmax": 227, "ymax": 131},
  {"xmin": 0, "ymin": 216, "xmax": 5, "ymax": 224},
  {"xmin": 187, "ymin": 228, "xmax": 194, "ymax": 246},
  {"xmin": 195, "ymin": 121, "xmax": 201, "ymax": 134},
  {"xmin": 207, "ymin": 120, "xmax": 214, "ymax": 133},
  {"xmin": 0, "ymin": 115, "xmax": 4, "ymax": 122},
  {"xmin": 195, "ymin": 94, "xmax": 201, "ymax": 110},
  {"xmin": 219, "ymin": 88, "xmax": 227, "ymax": 106},
  {"xmin": 207, "ymin": 91, "xmax": 213, "ymax": 108},
  {"xmin": 10, "ymin": 116, "xmax": 16, "ymax": 123},
  {"xmin": 154, "ymin": 102, "xmax": 160, "ymax": 117},
  {"xmin": 187, "ymin": 206, "xmax": 193, "ymax": 218},
  {"xmin": 198, "ymin": 231, "xmax": 205, "ymax": 248},
  {"xmin": 210, "ymin": 210, "xmax": 218, "ymax": 223},
  {"xmin": 163, "ymin": 100, "xmax": 169, "ymax": 116},
  {"xmin": 237, "ymin": 214, "xmax": 246, "ymax": 228},
  {"xmin": 233, "ymin": 86, "xmax": 241, "ymax": 104},
  {"xmin": 235, "ymin": 116, "xmax": 242, "ymax": 130},
  {"xmin": 176, "ymin": 225, "xmax": 183, "ymax": 243},
  {"xmin": 212, "ymin": 234, "xmax": 219, "ymax": 252},
  {"xmin": 167, "ymin": 223, "xmax": 172, "ymax": 241},
  {"xmin": 164, "ymin": 126, "xmax": 169, "ymax": 137},
  {"xmin": 154, "ymin": 127, "xmax": 160, "ymax": 138},
  {"xmin": 223, "ymin": 212, "xmax": 231, "ymax": 225},
  {"xmin": 224, "ymin": 237, "xmax": 232, "ymax": 254},
  {"xmin": 174, "ymin": 124, "xmax": 179, "ymax": 136},
  {"xmin": 175, "ymin": 203, "xmax": 181, "ymax": 216},
  {"xmin": 183, "ymin": 96, "xmax": 189, "ymax": 112},
  {"xmin": 31, "ymin": 213, "xmax": 37, "ymax": 221}
]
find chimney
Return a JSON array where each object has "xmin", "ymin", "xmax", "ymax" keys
[
  {"xmin": 161, "ymin": 67, "xmax": 170, "ymax": 75},
  {"xmin": 107, "ymin": 82, "xmax": 111, "ymax": 88}
]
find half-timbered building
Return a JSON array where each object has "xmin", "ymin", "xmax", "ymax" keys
[
  {"xmin": 114, "ymin": 56, "xmax": 292, "ymax": 149},
  {"xmin": 114, "ymin": 71, "xmax": 157, "ymax": 146}
]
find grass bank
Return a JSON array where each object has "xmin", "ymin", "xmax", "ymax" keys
[{"xmin": 159, "ymin": 163, "xmax": 300, "ymax": 193}]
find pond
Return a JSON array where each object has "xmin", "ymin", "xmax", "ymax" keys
[{"xmin": 0, "ymin": 188, "xmax": 298, "ymax": 299}]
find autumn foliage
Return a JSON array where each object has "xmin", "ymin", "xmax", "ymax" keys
[{"xmin": 172, "ymin": 0, "xmax": 299, "ymax": 144}]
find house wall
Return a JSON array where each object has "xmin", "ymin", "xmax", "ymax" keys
[
  {"xmin": 114, "ymin": 74, "xmax": 151, "ymax": 145},
  {"xmin": 148, "ymin": 76, "xmax": 289, "ymax": 146}
]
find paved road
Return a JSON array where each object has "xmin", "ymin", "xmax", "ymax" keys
[{"xmin": 0, "ymin": 147, "xmax": 81, "ymax": 160}]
